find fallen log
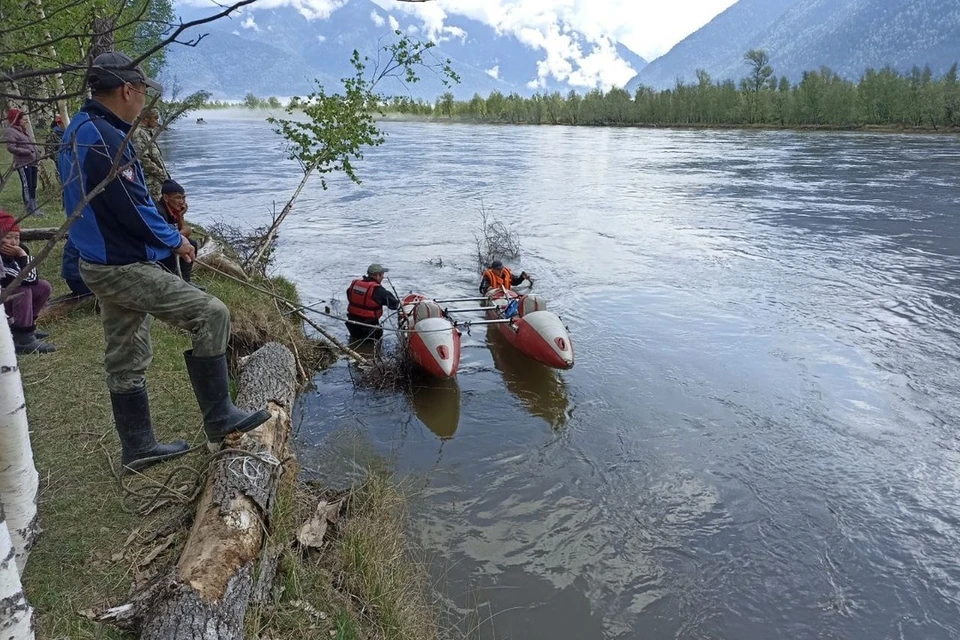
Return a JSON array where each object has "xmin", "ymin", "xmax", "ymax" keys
[
  {"xmin": 97, "ymin": 342, "xmax": 297, "ymax": 638},
  {"xmin": 19, "ymin": 227, "xmax": 59, "ymax": 242}
]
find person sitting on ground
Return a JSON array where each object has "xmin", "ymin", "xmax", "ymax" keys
[
  {"xmin": 157, "ymin": 179, "xmax": 201, "ymax": 288},
  {"xmin": 132, "ymin": 107, "xmax": 168, "ymax": 203},
  {"xmin": 346, "ymin": 263, "xmax": 399, "ymax": 342},
  {"xmin": 479, "ymin": 260, "xmax": 533, "ymax": 295},
  {"xmin": 57, "ymin": 51, "xmax": 270, "ymax": 473},
  {"xmin": 0, "ymin": 209, "xmax": 54, "ymax": 354},
  {"xmin": 4, "ymin": 109, "xmax": 43, "ymax": 216}
]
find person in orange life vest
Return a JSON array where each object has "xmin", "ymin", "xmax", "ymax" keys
[
  {"xmin": 479, "ymin": 260, "xmax": 533, "ymax": 295},
  {"xmin": 346, "ymin": 263, "xmax": 399, "ymax": 342}
]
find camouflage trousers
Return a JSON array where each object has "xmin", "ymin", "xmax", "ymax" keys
[{"xmin": 79, "ymin": 260, "xmax": 230, "ymax": 393}]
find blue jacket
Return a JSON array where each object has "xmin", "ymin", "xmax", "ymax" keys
[{"xmin": 58, "ymin": 100, "xmax": 181, "ymax": 265}]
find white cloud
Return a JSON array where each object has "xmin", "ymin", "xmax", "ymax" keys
[
  {"xmin": 316, "ymin": 34, "xmax": 326, "ymax": 42},
  {"xmin": 388, "ymin": 15, "xmax": 399, "ymax": 31},
  {"xmin": 240, "ymin": 15, "xmax": 259, "ymax": 31},
  {"xmin": 368, "ymin": 0, "xmax": 739, "ymax": 88},
  {"xmin": 370, "ymin": 10, "xmax": 385, "ymax": 27},
  {"xmin": 177, "ymin": 0, "xmax": 739, "ymax": 88},
  {"xmin": 486, "ymin": 65, "xmax": 500, "ymax": 80}
]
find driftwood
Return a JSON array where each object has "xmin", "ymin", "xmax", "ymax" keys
[
  {"xmin": 19, "ymin": 228, "xmax": 59, "ymax": 242},
  {"xmin": 97, "ymin": 342, "xmax": 297, "ymax": 638},
  {"xmin": 195, "ymin": 237, "xmax": 248, "ymax": 282}
]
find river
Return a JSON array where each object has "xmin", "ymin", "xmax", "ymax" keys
[{"xmin": 165, "ymin": 111, "xmax": 960, "ymax": 639}]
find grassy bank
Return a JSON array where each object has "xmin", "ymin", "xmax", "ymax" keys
[{"xmin": 1, "ymin": 148, "xmax": 444, "ymax": 639}]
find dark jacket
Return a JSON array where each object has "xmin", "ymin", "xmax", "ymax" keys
[
  {"xmin": 57, "ymin": 100, "xmax": 182, "ymax": 266},
  {"xmin": 1, "ymin": 245, "xmax": 38, "ymax": 288},
  {"xmin": 346, "ymin": 276, "xmax": 399, "ymax": 317}
]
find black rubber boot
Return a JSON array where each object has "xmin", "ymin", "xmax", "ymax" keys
[
  {"xmin": 110, "ymin": 388, "xmax": 190, "ymax": 473},
  {"xmin": 183, "ymin": 350, "xmax": 271, "ymax": 443},
  {"xmin": 12, "ymin": 327, "xmax": 55, "ymax": 354}
]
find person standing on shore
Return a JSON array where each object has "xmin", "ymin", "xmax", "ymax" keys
[
  {"xmin": 4, "ymin": 109, "xmax": 43, "ymax": 216},
  {"xmin": 132, "ymin": 107, "xmax": 168, "ymax": 203},
  {"xmin": 57, "ymin": 51, "xmax": 271, "ymax": 472}
]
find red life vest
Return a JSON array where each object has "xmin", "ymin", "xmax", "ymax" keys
[
  {"xmin": 482, "ymin": 267, "xmax": 512, "ymax": 291},
  {"xmin": 347, "ymin": 278, "xmax": 383, "ymax": 321}
]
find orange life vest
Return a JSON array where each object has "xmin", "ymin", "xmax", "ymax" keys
[
  {"xmin": 483, "ymin": 267, "xmax": 513, "ymax": 291},
  {"xmin": 347, "ymin": 278, "xmax": 383, "ymax": 321}
]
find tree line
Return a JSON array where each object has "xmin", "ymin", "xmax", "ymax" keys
[{"xmin": 385, "ymin": 50, "xmax": 960, "ymax": 131}]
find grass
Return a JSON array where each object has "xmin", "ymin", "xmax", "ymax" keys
[{"xmin": 1, "ymin": 148, "xmax": 444, "ymax": 640}]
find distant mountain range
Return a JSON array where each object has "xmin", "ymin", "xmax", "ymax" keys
[
  {"xmin": 628, "ymin": 0, "xmax": 960, "ymax": 91},
  {"xmin": 163, "ymin": 0, "xmax": 647, "ymax": 100}
]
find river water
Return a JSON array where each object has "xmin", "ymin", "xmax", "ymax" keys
[{"xmin": 165, "ymin": 111, "xmax": 960, "ymax": 639}]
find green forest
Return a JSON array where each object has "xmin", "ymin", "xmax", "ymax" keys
[{"xmin": 384, "ymin": 51, "xmax": 960, "ymax": 131}]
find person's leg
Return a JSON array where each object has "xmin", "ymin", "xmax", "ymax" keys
[
  {"xmin": 25, "ymin": 166, "xmax": 40, "ymax": 214},
  {"xmin": 16, "ymin": 167, "xmax": 29, "ymax": 209},
  {"xmin": 97, "ymin": 297, "xmax": 189, "ymax": 471},
  {"xmin": 5, "ymin": 285, "xmax": 54, "ymax": 354},
  {"xmin": 30, "ymin": 280, "xmax": 51, "ymax": 318},
  {"xmin": 80, "ymin": 260, "xmax": 269, "ymax": 443}
]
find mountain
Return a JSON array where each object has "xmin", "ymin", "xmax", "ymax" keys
[
  {"xmin": 627, "ymin": 0, "xmax": 960, "ymax": 92},
  {"xmin": 164, "ymin": 0, "xmax": 647, "ymax": 100}
]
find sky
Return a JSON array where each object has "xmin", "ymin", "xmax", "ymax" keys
[{"xmin": 181, "ymin": 0, "xmax": 740, "ymax": 89}]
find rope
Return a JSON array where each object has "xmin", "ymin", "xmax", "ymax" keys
[
  {"xmin": 195, "ymin": 257, "xmax": 506, "ymax": 336},
  {"xmin": 114, "ymin": 444, "xmax": 287, "ymax": 516}
]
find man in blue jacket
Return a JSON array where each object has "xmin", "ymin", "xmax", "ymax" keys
[{"xmin": 58, "ymin": 52, "xmax": 270, "ymax": 473}]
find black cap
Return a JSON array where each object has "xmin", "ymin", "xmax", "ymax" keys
[
  {"xmin": 491, "ymin": 260, "xmax": 504, "ymax": 269},
  {"xmin": 161, "ymin": 179, "xmax": 184, "ymax": 195},
  {"xmin": 88, "ymin": 52, "xmax": 162, "ymax": 92}
]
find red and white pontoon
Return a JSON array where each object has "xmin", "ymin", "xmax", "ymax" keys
[
  {"xmin": 483, "ymin": 289, "xmax": 574, "ymax": 370},
  {"xmin": 400, "ymin": 294, "xmax": 461, "ymax": 379}
]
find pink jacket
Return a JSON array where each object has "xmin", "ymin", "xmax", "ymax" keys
[{"xmin": 4, "ymin": 125, "xmax": 40, "ymax": 168}]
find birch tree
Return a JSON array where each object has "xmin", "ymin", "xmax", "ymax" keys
[
  {"xmin": 0, "ymin": 303, "xmax": 41, "ymax": 572},
  {"xmin": 0, "ymin": 504, "xmax": 35, "ymax": 640}
]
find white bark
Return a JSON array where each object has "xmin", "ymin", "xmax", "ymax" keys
[
  {"xmin": 0, "ymin": 502, "xmax": 35, "ymax": 640},
  {"xmin": 29, "ymin": 0, "xmax": 70, "ymax": 126},
  {"xmin": 0, "ymin": 303, "xmax": 40, "ymax": 572}
]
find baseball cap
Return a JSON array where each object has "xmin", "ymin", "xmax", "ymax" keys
[
  {"xmin": 491, "ymin": 260, "xmax": 504, "ymax": 269},
  {"xmin": 367, "ymin": 263, "xmax": 389, "ymax": 275},
  {"xmin": 88, "ymin": 52, "xmax": 162, "ymax": 93}
]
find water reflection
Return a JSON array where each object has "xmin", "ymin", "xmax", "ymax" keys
[
  {"xmin": 486, "ymin": 325, "xmax": 570, "ymax": 428},
  {"xmin": 408, "ymin": 378, "xmax": 461, "ymax": 439}
]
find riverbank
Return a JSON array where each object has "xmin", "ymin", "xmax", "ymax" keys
[{"xmin": 0, "ymin": 150, "xmax": 444, "ymax": 639}]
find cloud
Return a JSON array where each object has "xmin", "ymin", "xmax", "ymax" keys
[
  {"xmin": 316, "ymin": 34, "xmax": 326, "ymax": 42},
  {"xmin": 176, "ymin": 0, "xmax": 738, "ymax": 88},
  {"xmin": 240, "ymin": 15, "xmax": 259, "ymax": 31},
  {"xmin": 388, "ymin": 15, "xmax": 399, "ymax": 31},
  {"xmin": 486, "ymin": 65, "xmax": 500, "ymax": 80},
  {"xmin": 370, "ymin": 10, "xmax": 384, "ymax": 27}
]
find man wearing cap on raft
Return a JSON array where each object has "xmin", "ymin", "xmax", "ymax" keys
[
  {"xmin": 479, "ymin": 260, "xmax": 533, "ymax": 295},
  {"xmin": 346, "ymin": 264, "xmax": 400, "ymax": 342},
  {"xmin": 56, "ymin": 52, "xmax": 272, "ymax": 474}
]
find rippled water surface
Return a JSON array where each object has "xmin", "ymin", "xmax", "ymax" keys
[{"xmin": 166, "ymin": 112, "xmax": 960, "ymax": 639}]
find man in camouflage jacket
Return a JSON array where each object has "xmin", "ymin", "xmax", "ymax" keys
[{"xmin": 132, "ymin": 107, "xmax": 168, "ymax": 202}]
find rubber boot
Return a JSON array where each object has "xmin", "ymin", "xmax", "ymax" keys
[
  {"xmin": 12, "ymin": 327, "xmax": 55, "ymax": 354},
  {"xmin": 35, "ymin": 329, "xmax": 49, "ymax": 339},
  {"xmin": 110, "ymin": 388, "xmax": 190, "ymax": 473},
  {"xmin": 27, "ymin": 198, "xmax": 44, "ymax": 218},
  {"xmin": 183, "ymin": 350, "xmax": 271, "ymax": 443}
]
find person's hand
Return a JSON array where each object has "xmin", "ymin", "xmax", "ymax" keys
[
  {"xmin": 174, "ymin": 236, "xmax": 195, "ymax": 263},
  {"xmin": 0, "ymin": 243, "xmax": 26, "ymax": 258}
]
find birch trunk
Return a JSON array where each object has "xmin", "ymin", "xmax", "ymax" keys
[
  {"xmin": 0, "ymin": 303, "xmax": 41, "ymax": 572},
  {"xmin": 29, "ymin": 0, "xmax": 70, "ymax": 126},
  {"xmin": 0, "ymin": 502, "xmax": 35, "ymax": 640}
]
